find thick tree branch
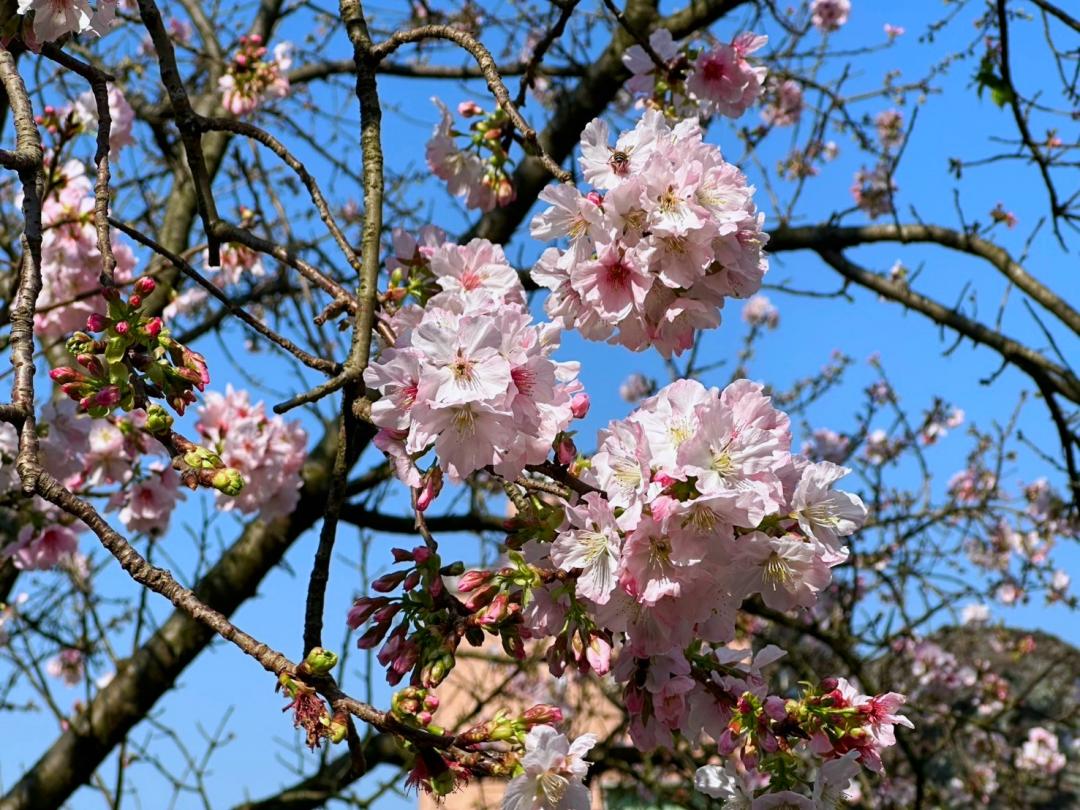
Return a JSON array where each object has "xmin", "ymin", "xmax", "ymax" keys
[{"xmin": 769, "ymin": 223, "xmax": 1080, "ymax": 337}]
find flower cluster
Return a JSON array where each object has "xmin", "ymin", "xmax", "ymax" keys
[
  {"xmin": 850, "ymin": 164, "xmax": 896, "ymax": 219},
  {"xmin": 68, "ymin": 84, "xmax": 135, "ymax": 155},
  {"xmin": 530, "ymin": 110, "xmax": 768, "ymax": 357},
  {"xmin": 742, "ymin": 294, "xmax": 780, "ymax": 329},
  {"xmin": 1016, "ymin": 727, "xmax": 1067, "ymax": 775},
  {"xmin": 534, "ymin": 379, "xmax": 864, "ymax": 656},
  {"xmin": 761, "ymin": 78, "xmax": 804, "ymax": 127},
  {"xmin": 346, "ymin": 376, "xmax": 909, "ymax": 806},
  {"xmin": 34, "ymin": 159, "xmax": 137, "ymax": 339},
  {"xmin": 622, "ymin": 29, "xmax": 768, "ymax": 120},
  {"xmin": 218, "ymin": 36, "xmax": 292, "ymax": 116},
  {"xmin": 195, "ymin": 386, "xmax": 308, "ymax": 520},
  {"xmin": 49, "ymin": 275, "xmax": 211, "ymax": 418},
  {"xmin": 875, "ymin": 108, "xmax": 904, "ymax": 150},
  {"xmin": 164, "ymin": 239, "xmax": 267, "ymax": 320},
  {"xmin": 15, "ymin": 0, "xmax": 115, "ymax": 47},
  {"xmin": 364, "ymin": 236, "xmax": 584, "ymax": 484},
  {"xmin": 426, "ymin": 99, "xmax": 516, "ymax": 212}
]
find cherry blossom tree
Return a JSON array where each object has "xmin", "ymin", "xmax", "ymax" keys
[{"xmin": 0, "ymin": 1, "xmax": 1077, "ymax": 808}]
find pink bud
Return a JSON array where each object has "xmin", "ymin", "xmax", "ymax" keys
[
  {"xmin": 457, "ymin": 100, "xmax": 483, "ymax": 117},
  {"xmin": 585, "ymin": 635, "xmax": 612, "ymax": 676},
  {"xmin": 248, "ymin": 33, "xmax": 262, "ymax": 45},
  {"xmin": 478, "ymin": 592, "xmax": 510, "ymax": 625},
  {"xmin": 114, "ymin": 321, "xmax": 130, "ymax": 336},
  {"xmin": 570, "ymin": 393, "xmax": 590, "ymax": 419},
  {"xmin": 128, "ymin": 294, "xmax": 142, "ymax": 309},
  {"xmin": 372, "ymin": 603, "xmax": 402, "ymax": 624},
  {"xmin": 423, "ymin": 694, "xmax": 440, "ymax": 711},
  {"xmin": 391, "ymin": 547, "xmax": 413, "ymax": 563},
  {"xmin": 86, "ymin": 312, "xmax": 107, "ymax": 332},
  {"xmin": 521, "ymin": 704, "xmax": 564, "ymax": 727},
  {"xmin": 585, "ymin": 191, "xmax": 604, "ymax": 206},
  {"xmin": 555, "ymin": 435, "xmax": 577, "ymax": 466},
  {"xmin": 416, "ymin": 467, "xmax": 443, "ymax": 512},
  {"xmin": 346, "ymin": 596, "xmax": 388, "ymax": 629},
  {"xmin": 376, "ymin": 633, "xmax": 402, "ymax": 667},
  {"xmin": 371, "ymin": 571, "xmax": 406, "ymax": 593},
  {"xmin": 464, "ymin": 583, "xmax": 499, "ymax": 612},
  {"xmin": 412, "ymin": 545, "xmax": 431, "ymax": 564},
  {"xmin": 417, "ymin": 710, "xmax": 433, "ymax": 726},
  {"xmin": 93, "ymin": 386, "xmax": 122, "ymax": 408},
  {"xmin": 402, "ymin": 570, "xmax": 421, "ymax": 591},
  {"xmin": 49, "ymin": 367, "xmax": 82, "ymax": 384},
  {"xmin": 356, "ymin": 620, "xmax": 391, "ymax": 649},
  {"xmin": 134, "ymin": 276, "xmax": 156, "ymax": 295},
  {"xmin": 457, "ymin": 569, "xmax": 494, "ymax": 593},
  {"xmin": 143, "ymin": 317, "xmax": 163, "ymax": 338}
]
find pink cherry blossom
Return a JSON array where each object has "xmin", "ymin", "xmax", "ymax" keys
[
  {"xmin": 501, "ymin": 725, "xmax": 595, "ymax": 810},
  {"xmin": 6, "ymin": 524, "xmax": 79, "ymax": 570},
  {"xmin": 686, "ymin": 33, "xmax": 768, "ymax": 119},
  {"xmin": 47, "ymin": 649, "xmax": 85, "ymax": 687},
  {"xmin": 811, "ymin": 0, "xmax": 851, "ymax": 32},
  {"xmin": 196, "ymin": 386, "xmax": 308, "ymax": 519}
]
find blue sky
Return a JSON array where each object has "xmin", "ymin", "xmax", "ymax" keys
[{"xmin": 3, "ymin": 1, "xmax": 1078, "ymax": 807}]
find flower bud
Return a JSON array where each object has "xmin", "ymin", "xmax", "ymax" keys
[
  {"xmin": 63, "ymin": 383, "xmax": 90, "ymax": 400},
  {"xmin": 585, "ymin": 634, "xmax": 612, "ymax": 676},
  {"xmin": 412, "ymin": 545, "xmax": 432, "ymax": 564},
  {"xmin": 86, "ymin": 312, "xmax": 107, "ymax": 332},
  {"xmin": 439, "ymin": 560, "xmax": 465, "ymax": 576},
  {"xmin": 391, "ymin": 547, "xmax": 414, "ymax": 563},
  {"xmin": 478, "ymin": 593, "xmax": 510, "ymax": 626},
  {"xmin": 586, "ymin": 191, "xmax": 604, "ymax": 206},
  {"xmin": 346, "ymin": 596, "xmax": 388, "ymax": 629},
  {"xmin": 49, "ymin": 367, "xmax": 83, "ymax": 384},
  {"xmin": 423, "ymin": 694, "xmax": 440, "ymax": 711},
  {"xmin": 464, "ymin": 583, "xmax": 499, "ymax": 612},
  {"xmin": 145, "ymin": 404, "xmax": 173, "ymax": 433},
  {"xmin": 371, "ymin": 571, "xmax": 407, "ymax": 593},
  {"xmin": 356, "ymin": 620, "xmax": 391, "ymax": 650},
  {"xmin": 570, "ymin": 393, "xmax": 590, "ymax": 419},
  {"xmin": 416, "ymin": 467, "xmax": 443, "ymax": 512},
  {"xmin": 211, "ymin": 468, "xmax": 245, "ymax": 496},
  {"xmin": 372, "ymin": 603, "xmax": 402, "ymax": 624},
  {"xmin": 143, "ymin": 317, "xmax": 163, "ymax": 338},
  {"xmin": 93, "ymin": 386, "xmax": 122, "ymax": 408},
  {"xmin": 555, "ymin": 434, "xmax": 577, "ymax": 466},
  {"xmin": 521, "ymin": 704, "xmax": 564, "ymax": 728},
  {"xmin": 128, "ymin": 295, "xmax": 142, "ymax": 309},
  {"xmin": 134, "ymin": 276, "xmax": 156, "ymax": 295},
  {"xmin": 303, "ymin": 647, "xmax": 339, "ymax": 676},
  {"xmin": 457, "ymin": 100, "xmax": 483, "ymax": 117},
  {"xmin": 457, "ymin": 569, "xmax": 494, "ymax": 593},
  {"xmin": 114, "ymin": 321, "xmax": 130, "ymax": 336},
  {"xmin": 75, "ymin": 354, "xmax": 104, "ymax": 376},
  {"xmin": 402, "ymin": 570, "xmax": 421, "ymax": 591}
]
